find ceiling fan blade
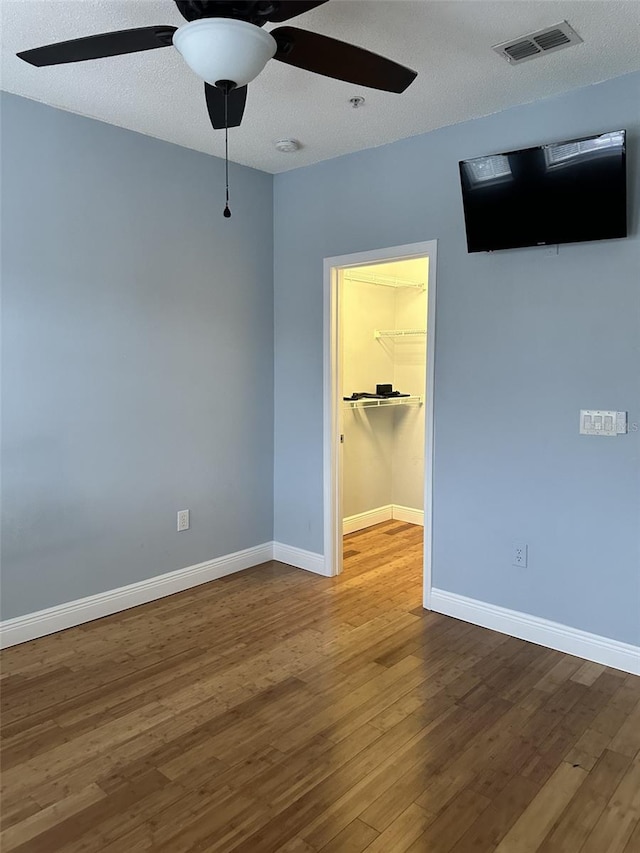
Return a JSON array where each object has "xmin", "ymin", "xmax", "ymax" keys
[
  {"xmin": 17, "ymin": 26, "xmax": 177, "ymax": 67},
  {"xmin": 272, "ymin": 27, "xmax": 417, "ymax": 93},
  {"xmin": 204, "ymin": 83, "xmax": 248, "ymax": 129},
  {"xmin": 267, "ymin": 2, "xmax": 330, "ymax": 23}
]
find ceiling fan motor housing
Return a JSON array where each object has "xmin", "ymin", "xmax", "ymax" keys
[
  {"xmin": 173, "ymin": 18, "xmax": 277, "ymax": 88},
  {"xmin": 175, "ymin": 1, "xmax": 277, "ymax": 26}
]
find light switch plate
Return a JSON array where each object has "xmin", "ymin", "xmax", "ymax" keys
[
  {"xmin": 616, "ymin": 411, "xmax": 628, "ymax": 434},
  {"xmin": 580, "ymin": 410, "xmax": 617, "ymax": 436}
]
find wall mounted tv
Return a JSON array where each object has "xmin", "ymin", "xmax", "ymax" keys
[{"xmin": 459, "ymin": 129, "xmax": 627, "ymax": 253}]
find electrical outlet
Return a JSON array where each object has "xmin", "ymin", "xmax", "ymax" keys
[
  {"xmin": 512, "ymin": 543, "xmax": 528, "ymax": 568},
  {"xmin": 177, "ymin": 509, "xmax": 190, "ymax": 532}
]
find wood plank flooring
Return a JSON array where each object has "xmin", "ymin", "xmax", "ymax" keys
[{"xmin": 1, "ymin": 520, "xmax": 639, "ymax": 852}]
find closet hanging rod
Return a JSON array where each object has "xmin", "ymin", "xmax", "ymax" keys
[
  {"xmin": 374, "ymin": 329, "xmax": 427, "ymax": 339},
  {"xmin": 343, "ymin": 271, "xmax": 425, "ymax": 290}
]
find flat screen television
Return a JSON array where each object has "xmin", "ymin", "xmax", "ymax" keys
[{"xmin": 459, "ymin": 129, "xmax": 627, "ymax": 253}]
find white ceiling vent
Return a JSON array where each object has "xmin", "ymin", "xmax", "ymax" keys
[{"xmin": 493, "ymin": 21, "xmax": 583, "ymax": 65}]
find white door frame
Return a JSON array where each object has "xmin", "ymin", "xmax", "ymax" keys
[{"xmin": 323, "ymin": 240, "xmax": 438, "ymax": 608}]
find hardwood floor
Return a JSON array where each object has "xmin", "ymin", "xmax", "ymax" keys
[{"xmin": 1, "ymin": 520, "xmax": 639, "ymax": 852}]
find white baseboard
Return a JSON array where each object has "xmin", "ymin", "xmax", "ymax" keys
[
  {"xmin": 343, "ymin": 505, "xmax": 393, "ymax": 534},
  {"xmin": 430, "ymin": 588, "xmax": 640, "ymax": 676},
  {"xmin": 343, "ymin": 504, "xmax": 423, "ymax": 534},
  {"xmin": 392, "ymin": 505, "xmax": 425, "ymax": 526},
  {"xmin": 272, "ymin": 542, "xmax": 329, "ymax": 576},
  {"xmin": 0, "ymin": 542, "xmax": 273, "ymax": 649},
  {"xmin": 1, "ymin": 540, "xmax": 331, "ymax": 649}
]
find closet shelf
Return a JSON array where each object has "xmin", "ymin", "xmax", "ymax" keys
[
  {"xmin": 344, "ymin": 396, "xmax": 423, "ymax": 410},
  {"xmin": 344, "ymin": 271, "xmax": 425, "ymax": 290},
  {"xmin": 374, "ymin": 329, "xmax": 426, "ymax": 339}
]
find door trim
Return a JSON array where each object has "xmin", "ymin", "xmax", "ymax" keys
[{"xmin": 323, "ymin": 240, "xmax": 438, "ymax": 609}]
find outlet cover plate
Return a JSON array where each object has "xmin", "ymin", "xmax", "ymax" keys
[
  {"xmin": 512, "ymin": 543, "xmax": 528, "ymax": 568},
  {"xmin": 177, "ymin": 509, "xmax": 190, "ymax": 532}
]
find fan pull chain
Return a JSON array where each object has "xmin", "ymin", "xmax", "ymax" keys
[{"xmin": 223, "ymin": 87, "xmax": 231, "ymax": 218}]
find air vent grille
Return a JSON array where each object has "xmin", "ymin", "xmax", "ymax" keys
[
  {"xmin": 534, "ymin": 29, "xmax": 571, "ymax": 51},
  {"xmin": 504, "ymin": 41, "xmax": 541, "ymax": 62},
  {"xmin": 493, "ymin": 21, "xmax": 582, "ymax": 65}
]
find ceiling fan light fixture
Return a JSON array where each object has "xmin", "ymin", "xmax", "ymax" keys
[{"xmin": 173, "ymin": 18, "xmax": 277, "ymax": 88}]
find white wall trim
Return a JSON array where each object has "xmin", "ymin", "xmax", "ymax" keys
[
  {"xmin": 430, "ymin": 588, "xmax": 640, "ymax": 676},
  {"xmin": 392, "ymin": 505, "xmax": 425, "ymax": 526},
  {"xmin": 1, "ymin": 540, "xmax": 333, "ymax": 649},
  {"xmin": 343, "ymin": 505, "xmax": 393, "ymax": 534},
  {"xmin": 343, "ymin": 504, "xmax": 424, "ymax": 534},
  {"xmin": 0, "ymin": 543, "xmax": 273, "ymax": 649},
  {"xmin": 272, "ymin": 542, "xmax": 329, "ymax": 576}
]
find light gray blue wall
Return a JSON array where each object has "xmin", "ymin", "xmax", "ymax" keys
[
  {"xmin": 1, "ymin": 93, "xmax": 274, "ymax": 620},
  {"xmin": 274, "ymin": 72, "xmax": 640, "ymax": 646}
]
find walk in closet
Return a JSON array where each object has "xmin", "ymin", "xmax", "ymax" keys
[{"xmin": 342, "ymin": 259, "xmax": 428, "ymax": 534}]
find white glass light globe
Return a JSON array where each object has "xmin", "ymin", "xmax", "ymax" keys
[{"xmin": 173, "ymin": 19, "xmax": 277, "ymax": 89}]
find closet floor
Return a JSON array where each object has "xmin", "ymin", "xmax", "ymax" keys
[{"xmin": 1, "ymin": 521, "xmax": 639, "ymax": 852}]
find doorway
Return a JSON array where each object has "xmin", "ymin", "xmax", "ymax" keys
[{"xmin": 323, "ymin": 241, "xmax": 437, "ymax": 608}]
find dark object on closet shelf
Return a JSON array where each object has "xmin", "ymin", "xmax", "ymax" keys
[
  {"xmin": 344, "ymin": 393, "xmax": 378, "ymax": 400},
  {"xmin": 376, "ymin": 384, "xmax": 409, "ymax": 398},
  {"xmin": 344, "ymin": 389, "xmax": 411, "ymax": 401}
]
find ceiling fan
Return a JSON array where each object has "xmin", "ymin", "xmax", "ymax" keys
[{"xmin": 17, "ymin": 1, "xmax": 418, "ymax": 215}]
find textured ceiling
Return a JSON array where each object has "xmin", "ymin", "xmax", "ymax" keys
[{"xmin": 2, "ymin": 1, "xmax": 639, "ymax": 173}]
